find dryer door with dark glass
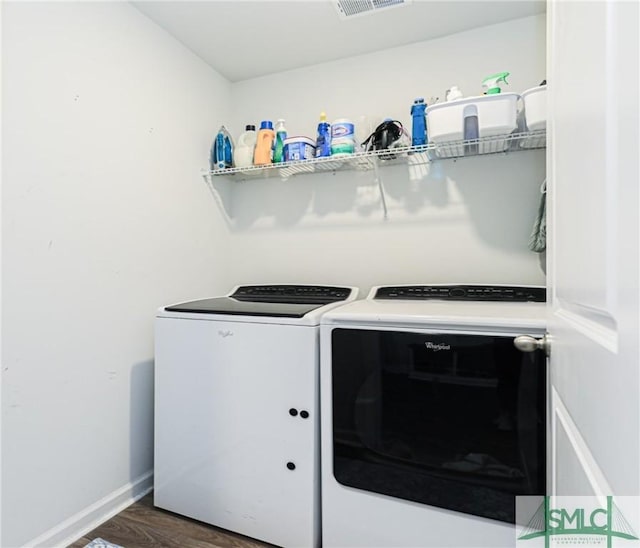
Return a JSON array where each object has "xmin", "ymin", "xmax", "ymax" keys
[{"xmin": 331, "ymin": 328, "xmax": 546, "ymax": 523}]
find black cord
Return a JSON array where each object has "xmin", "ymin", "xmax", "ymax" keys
[{"xmin": 361, "ymin": 120, "xmax": 404, "ymax": 151}]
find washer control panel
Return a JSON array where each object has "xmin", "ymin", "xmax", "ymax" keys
[
  {"xmin": 374, "ymin": 285, "xmax": 546, "ymax": 302},
  {"xmin": 232, "ymin": 285, "xmax": 352, "ymax": 303}
]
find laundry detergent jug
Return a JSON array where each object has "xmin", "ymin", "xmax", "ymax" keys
[{"xmin": 254, "ymin": 121, "xmax": 275, "ymax": 165}]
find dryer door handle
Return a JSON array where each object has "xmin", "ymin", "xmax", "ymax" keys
[{"xmin": 514, "ymin": 334, "xmax": 550, "ymax": 357}]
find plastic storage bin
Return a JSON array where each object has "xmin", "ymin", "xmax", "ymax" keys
[
  {"xmin": 521, "ymin": 85, "xmax": 546, "ymax": 130},
  {"xmin": 426, "ymin": 93, "xmax": 520, "ymax": 157}
]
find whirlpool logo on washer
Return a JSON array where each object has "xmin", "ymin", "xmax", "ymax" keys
[{"xmin": 424, "ymin": 342, "xmax": 451, "ymax": 351}]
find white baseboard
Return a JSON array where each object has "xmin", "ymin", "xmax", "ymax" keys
[{"xmin": 25, "ymin": 470, "xmax": 154, "ymax": 548}]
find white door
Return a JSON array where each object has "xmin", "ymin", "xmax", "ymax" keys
[{"xmin": 547, "ymin": 0, "xmax": 639, "ymax": 502}]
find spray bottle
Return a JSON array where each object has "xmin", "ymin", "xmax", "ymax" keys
[
  {"xmin": 482, "ymin": 72, "xmax": 510, "ymax": 95},
  {"xmin": 210, "ymin": 125, "xmax": 234, "ymax": 170}
]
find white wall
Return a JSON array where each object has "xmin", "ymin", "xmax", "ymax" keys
[
  {"xmin": 1, "ymin": 2, "xmax": 231, "ymax": 546},
  {"xmin": 226, "ymin": 15, "xmax": 547, "ymax": 291},
  {"xmin": 1, "ymin": 8, "xmax": 546, "ymax": 547}
]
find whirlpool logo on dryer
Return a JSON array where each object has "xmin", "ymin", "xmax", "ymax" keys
[{"xmin": 424, "ymin": 341, "xmax": 451, "ymax": 351}]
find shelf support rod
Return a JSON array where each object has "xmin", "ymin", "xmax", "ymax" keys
[{"xmin": 372, "ymin": 158, "xmax": 388, "ymax": 220}]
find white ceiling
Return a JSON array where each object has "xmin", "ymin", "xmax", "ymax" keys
[{"xmin": 132, "ymin": 0, "xmax": 546, "ymax": 83}]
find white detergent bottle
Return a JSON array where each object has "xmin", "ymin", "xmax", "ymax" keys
[
  {"xmin": 234, "ymin": 124, "xmax": 257, "ymax": 168},
  {"xmin": 445, "ymin": 86, "xmax": 463, "ymax": 101}
]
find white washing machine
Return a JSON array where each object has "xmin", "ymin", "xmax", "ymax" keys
[
  {"xmin": 154, "ymin": 284, "xmax": 358, "ymax": 548},
  {"xmin": 320, "ymin": 284, "xmax": 547, "ymax": 548}
]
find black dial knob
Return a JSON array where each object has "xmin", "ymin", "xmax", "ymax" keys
[
  {"xmin": 286, "ymin": 462, "xmax": 296, "ymax": 470},
  {"xmin": 300, "ymin": 410, "xmax": 309, "ymax": 419},
  {"xmin": 289, "ymin": 408, "xmax": 298, "ymax": 417}
]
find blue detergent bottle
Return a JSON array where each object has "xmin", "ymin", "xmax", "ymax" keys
[
  {"xmin": 411, "ymin": 98, "xmax": 427, "ymax": 146},
  {"xmin": 315, "ymin": 112, "xmax": 331, "ymax": 158}
]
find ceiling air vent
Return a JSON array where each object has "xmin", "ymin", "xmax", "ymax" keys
[{"xmin": 334, "ymin": 0, "xmax": 412, "ymax": 19}]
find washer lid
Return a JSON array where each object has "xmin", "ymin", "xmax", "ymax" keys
[
  {"xmin": 163, "ymin": 285, "xmax": 355, "ymax": 318},
  {"xmin": 164, "ymin": 297, "xmax": 326, "ymax": 318}
]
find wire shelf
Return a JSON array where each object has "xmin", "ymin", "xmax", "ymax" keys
[{"xmin": 202, "ymin": 130, "xmax": 546, "ymax": 181}]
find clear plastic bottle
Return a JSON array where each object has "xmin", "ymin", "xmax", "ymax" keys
[
  {"xmin": 273, "ymin": 119, "xmax": 287, "ymax": 163},
  {"xmin": 234, "ymin": 124, "xmax": 257, "ymax": 168}
]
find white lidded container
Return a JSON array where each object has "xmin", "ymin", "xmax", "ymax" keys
[
  {"xmin": 426, "ymin": 93, "xmax": 520, "ymax": 157},
  {"xmin": 521, "ymin": 85, "xmax": 547, "ymax": 131},
  {"xmin": 283, "ymin": 136, "xmax": 316, "ymax": 161}
]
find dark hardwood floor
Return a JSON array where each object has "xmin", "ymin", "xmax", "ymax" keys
[{"xmin": 68, "ymin": 493, "xmax": 273, "ymax": 548}]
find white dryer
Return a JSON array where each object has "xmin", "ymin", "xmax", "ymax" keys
[
  {"xmin": 154, "ymin": 284, "xmax": 358, "ymax": 548},
  {"xmin": 320, "ymin": 284, "xmax": 547, "ymax": 548}
]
